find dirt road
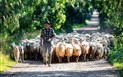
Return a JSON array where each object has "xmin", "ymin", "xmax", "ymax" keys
[{"xmin": 0, "ymin": 60, "xmax": 119, "ymax": 77}]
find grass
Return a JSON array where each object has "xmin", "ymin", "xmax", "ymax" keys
[
  {"xmin": 0, "ymin": 53, "xmax": 16, "ymax": 73},
  {"xmin": 108, "ymin": 49, "xmax": 123, "ymax": 77},
  {"xmin": 113, "ymin": 63, "xmax": 123, "ymax": 69},
  {"xmin": 71, "ymin": 23, "xmax": 85, "ymax": 29},
  {"xmin": 112, "ymin": 62, "xmax": 123, "ymax": 77}
]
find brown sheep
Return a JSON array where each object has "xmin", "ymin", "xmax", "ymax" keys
[
  {"xmin": 80, "ymin": 41, "xmax": 90, "ymax": 61},
  {"xmin": 13, "ymin": 46, "xmax": 20, "ymax": 63},
  {"xmin": 51, "ymin": 47, "xmax": 57, "ymax": 63},
  {"xmin": 55, "ymin": 42, "xmax": 66, "ymax": 62},
  {"xmin": 64, "ymin": 43, "xmax": 73, "ymax": 63},
  {"xmin": 11, "ymin": 42, "xmax": 20, "ymax": 63},
  {"xmin": 72, "ymin": 44, "xmax": 81, "ymax": 62}
]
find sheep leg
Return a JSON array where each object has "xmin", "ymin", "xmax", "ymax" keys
[
  {"xmin": 61, "ymin": 57, "xmax": 62, "ymax": 62},
  {"xmin": 76, "ymin": 56, "xmax": 79, "ymax": 63},
  {"xmin": 35, "ymin": 51, "xmax": 37, "ymax": 60},
  {"xmin": 58, "ymin": 56, "xmax": 62, "ymax": 63},
  {"xmin": 14, "ymin": 50, "xmax": 18, "ymax": 63},
  {"xmin": 90, "ymin": 54, "xmax": 93, "ymax": 61},
  {"xmin": 24, "ymin": 52, "xmax": 26, "ymax": 59},
  {"xmin": 92, "ymin": 54, "xmax": 94, "ymax": 61},
  {"xmin": 19, "ymin": 53, "xmax": 22, "ymax": 62},
  {"xmin": 83, "ymin": 54, "xmax": 86, "ymax": 62},
  {"xmin": 103, "ymin": 52, "xmax": 107, "ymax": 59},
  {"xmin": 67, "ymin": 57, "xmax": 70, "ymax": 63},
  {"xmin": 52, "ymin": 54, "xmax": 54, "ymax": 63},
  {"xmin": 14, "ymin": 54, "xmax": 18, "ymax": 63},
  {"xmin": 21, "ymin": 53, "xmax": 24, "ymax": 62},
  {"xmin": 58, "ymin": 56, "xmax": 60, "ymax": 63},
  {"xmin": 29, "ymin": 51, "xmax": 31, "ymax": 59},
  {"xmin": 96, "ymin": 54, "xmax": 99, "ymax": 60}
]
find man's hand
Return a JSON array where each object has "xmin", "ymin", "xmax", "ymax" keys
[{"xmin": 48, "ymin": 38, "xmax": 52, "ymax": 41}]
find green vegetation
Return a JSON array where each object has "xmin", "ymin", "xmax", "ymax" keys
[
  {"xmin": 71, "ymin": 24, "xmax": 85, "ymax": 29},
  {"xmin": 0, "ymin": 53, "xmax": 16, "ymax": 73},
  {"xmin": 108, "ymin": 48, "xmax": 123, "ymax": 77},
  {"xmin": 108, "ymin": 35, "xmax": 123, "ymax": 77}
]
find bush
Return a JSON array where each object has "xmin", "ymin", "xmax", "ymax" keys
[{"xmin": 108, "ymin": 48, "xmax": 123, "ymax": 77}]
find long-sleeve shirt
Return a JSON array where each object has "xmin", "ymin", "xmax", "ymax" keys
[{"xmin": 41, "ymin": 27, "xmax": 55, "ymax": 46}]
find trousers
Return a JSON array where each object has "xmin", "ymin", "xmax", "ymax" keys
[{"xmin": 42, "ymin": 46, "xmax": 52, "ymax": 65}]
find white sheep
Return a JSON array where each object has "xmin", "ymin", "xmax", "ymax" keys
[
  {"xmin": 95, "ymin": 42, "xmax": 104, "ymax": 59},
  {"xmin": 11, "ymin": 42, "xmax": 24, "ymax": 63},
  {"xmin": 64, "ymin": 43, "xmax": 73, "ymax": 63},
  {"xmin": 72, "ymin": 43, "xmax": 81, "ymax": 62},
  {"xmin": 19, "ymin": 45, "xmax": 24, "ymax": 62},
  {"xmin": 55, "ymin": 42, "xmax": 66, "ymax": 62},
  {"xmin": 80, "ymin": 40, "xmax": 90, "ymax": 61},
  {"xmin": 89, "ymin": 41, "xmax": 97, "ymax": 60}
]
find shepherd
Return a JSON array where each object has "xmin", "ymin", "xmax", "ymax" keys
[{"xmin": 40, "ymin": 20, "xmax": 56, "ymax": 67}]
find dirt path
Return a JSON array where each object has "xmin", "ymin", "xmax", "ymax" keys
[
  {"xmin": 0, "ymin": 60, "xmax": 119, "ymax": 77},
  {"xmin": 73, "ymin": 10, "xmax": 100, "ymax": 34},
  {"xmin": 0, "ymin": 10, "xmax": 120, "ymax": 77}
]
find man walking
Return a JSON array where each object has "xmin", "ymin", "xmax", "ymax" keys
[{"xmin": 40, "ymin": 20, "xmax": 56, "ymax": 67}]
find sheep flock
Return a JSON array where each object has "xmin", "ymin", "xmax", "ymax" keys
[{"xmin": 11, "ymin": 31, "xmax": 114, "ymax": 63}]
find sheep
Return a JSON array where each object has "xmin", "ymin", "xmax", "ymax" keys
[
  {"xmin": 103, "ymin": 47, "xmax": 108, "ymax": 59},
  {"xmin": 11, "ymin": 42, "xmax": 19, "ymax": 63},
  {"xmin": 55, "ymin": 42, "xmax": 66, "ymax": 63},
  {"xmin": 64, "ymin": 43, "xmax": 73, "ymax": 63},
  {"xmin": 11, "ymin": 42, "xmax": 24, "ymax": 63},
  {"xmin": 104, "ymin": 34, "xmax": 114, "ymax": 47},
  {"xmin": 95, "ymin": 42, "xmax": 104, "ymax": 60},
  {"xmin": 19, "ymin": 45, "xmax": 24, "ymax": 62},
  {"xmin": 51, "ymin": 47, "xmax": 58, "ymax": 63},
  {"xmin": 30, "ymin": 42, "xmax": 38, "ymax": 60},
  {"xmin": 71, "ymin": 38, "xmax": 81, "ymax": 62},
  {"xmin": 80, "ymin": 40, "xmax": 90, "ymax": 61},
  {"xmin": 13, "ymin": 47, "xmax": 20, "ymax": 63},
  {"xmin": 72, "ymin": 43, "xmax": 81, "ymax": 62},
  {"xmin": 25, "ymin": 42, "xmax": 32, "ymax": 59},
  {"xmin": 17, "ymin": 32, "xmax": 115, "ymax": 62},
  {"xmin": 89, "ymin": 41, "xmax": 97, "ymax": 60},
  {"xmin": 20, "ymin": 39, "xmax": 28, "ymax": 59},
  {"xmin": 35, "ymin": 41, "xmax": 41, "ymax": 60}
]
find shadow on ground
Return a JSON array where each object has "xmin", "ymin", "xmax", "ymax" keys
[{"xmin": 0, "ymin": 69, "xmax": 119, "ymax": 77}]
